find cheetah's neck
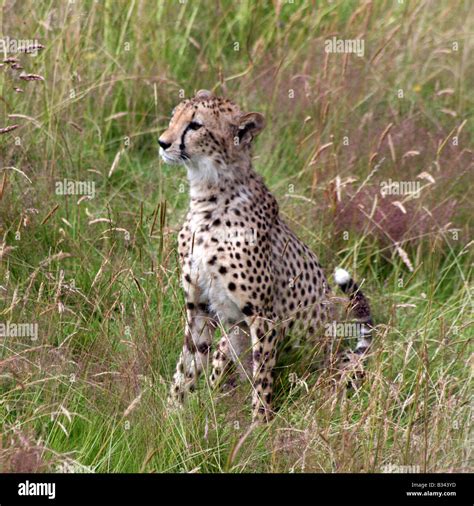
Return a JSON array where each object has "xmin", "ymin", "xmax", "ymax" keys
[
  {"xmin": 186, "ymin": 159, "xmax": 259, "ymax": 200},
  {"xmin": 186, "ymin": 159, "xmax": 279, "ymax": 222}
]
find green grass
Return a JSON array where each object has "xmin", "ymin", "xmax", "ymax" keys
[{"xmin": 0, "ymin": 0, "xmax": 472, "ymax": 473}]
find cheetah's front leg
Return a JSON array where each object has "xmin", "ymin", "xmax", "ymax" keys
[
  {"xmin": 210, "ymin": 323, "xmax": 252, "ymax": 390},
  {"xmin": 169, "ymin": 305, "xmax": 216, "ymax": 406},
  {"xmin": 248, "ymin": 317, "xmax": 279, "ymax": 423}
]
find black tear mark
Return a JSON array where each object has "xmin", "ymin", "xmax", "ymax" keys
[{"xmin": 180, "ymin": 112, "xmax": 196, "ymax": 151}]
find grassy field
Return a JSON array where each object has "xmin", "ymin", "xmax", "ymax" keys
[{"xmin": 0, "ymin": 0, "xmax": 472, "ymax": 473}]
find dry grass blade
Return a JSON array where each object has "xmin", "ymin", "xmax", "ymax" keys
[
  {"xmin": 227, "ymin": 422, "xmax": 258, "ymax": 468},
  {"xmin": 9, "ymin": 114, "xmax": 42, "ymax": 128},
  {"xmin": 309, "ymin": 142, "xmax": 333, "ymax": 166},
  {"xmin": 377, "ymin": 123, "xmax": 393, "ymax": 150},
  {"xmin": 123, "ymin": 392, "xmax": 143, "ymax": 417},
  {"xmin": 19, "ymin": 72, "xmax": 45, "ymax": 81},
  {"xmin": 108, "ymin": 149, "xmax": 124, "ymax": 178},
  {"xmin": 394, "ymin": 243, "xmax": 414, "ymax": 272},
  {"xmin": 40, "ymin": 204, "xmax": 59, "ymax": 225},
  {"xmin": 0, "ymin": 172, "xmax": 7, "ymax": 200},
  {"xmin": 0, "ymin": 166, "xmax": 32, "ymax": 183},
  {"xmin": 0, "ymin": 125, "xmax": 19, "ymax": 135}
]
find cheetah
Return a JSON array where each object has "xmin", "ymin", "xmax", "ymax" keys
[{"xmin": 159, "ymin": 89, "xmax": 374, "ymax": 423}]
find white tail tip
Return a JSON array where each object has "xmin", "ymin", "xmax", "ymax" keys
[{"xmin": 334, "ymin": 267, "xmax": 351, "ymax": 285}]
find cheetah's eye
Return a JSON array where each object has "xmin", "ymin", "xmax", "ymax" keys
[{"xmin": 189, "ymin": 121, "xmax": 203, "ymax": 131}]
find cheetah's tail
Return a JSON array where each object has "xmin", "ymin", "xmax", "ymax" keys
[{"xmin": 334, "ymin": 268, "xmax": 373, "ymax": 355}]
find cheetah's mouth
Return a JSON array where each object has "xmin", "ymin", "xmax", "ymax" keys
[{"xmin": 159, "ymin": 148, "xmax": 184, "ymax": 165}]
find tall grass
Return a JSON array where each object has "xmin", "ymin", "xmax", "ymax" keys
[{"xmin": 0, "ymin": 0, "xmax": 472, "ymax": 473}]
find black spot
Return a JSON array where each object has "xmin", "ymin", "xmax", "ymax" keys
[
  {"xmin": 198, "ymin": 342, "xmax": 210, "ymax": 354},
  {"xmin": 187, "ymin": 302, "xmax": 195, "ymax": 310},
  {"xmin": 228, "ymin": 282, "xmax": 236, "ymax": 291},
  {"xmin": 242, "ymin": 303, "xmax": 254, "ymax": 316},
  {"xmin": 218, "ymin": 266, "xmax": 228, "ymax": 274}
]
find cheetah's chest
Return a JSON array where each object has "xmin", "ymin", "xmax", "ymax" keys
[{"xmin": 186, "ymin": 218, "xmax": 244, "ymax": 324}]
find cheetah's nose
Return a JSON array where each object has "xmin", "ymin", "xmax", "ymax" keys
[{"xmin": 158, "ymin": 139, "xmax": 171, "ymax": 150}]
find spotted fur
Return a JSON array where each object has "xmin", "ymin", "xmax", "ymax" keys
[{"xmin": 159, "ymin": 90, "xmax": 373, "ymax": 423}]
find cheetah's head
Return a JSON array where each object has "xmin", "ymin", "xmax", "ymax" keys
[{"xmin": 158, "ymin": 90, "xmax": 265, "ymax": 183}]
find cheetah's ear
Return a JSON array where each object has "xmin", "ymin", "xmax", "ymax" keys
[
  {"xmin": 195, "ymin": 89, "xmax": 213, "ymax": 100},
  {"xmin": 237, "ymin": 112, "xmax": 265, "ymax": 146}
]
